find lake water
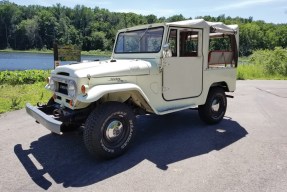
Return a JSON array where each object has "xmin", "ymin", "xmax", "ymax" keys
[{"xmin": 0, "ymin": 52, "xmax": 109, "ymax": 71}]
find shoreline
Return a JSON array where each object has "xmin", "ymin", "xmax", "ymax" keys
[{"xmin": 0, "ymin": 49, "xmax": 112, "ymax": 57}]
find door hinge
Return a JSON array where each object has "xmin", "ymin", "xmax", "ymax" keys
[{"xmin": 160, "ymin": 59, "xmax": 169, "ymax": 72}]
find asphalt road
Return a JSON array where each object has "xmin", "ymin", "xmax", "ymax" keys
[{"xmin": 0, "ymin": 80, "xmax": 287, "ymax": 192}]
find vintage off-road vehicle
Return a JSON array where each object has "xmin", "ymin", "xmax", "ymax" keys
[{"xmin": 26, "ymin": 19, "xmax": 239, "ymax": 159}]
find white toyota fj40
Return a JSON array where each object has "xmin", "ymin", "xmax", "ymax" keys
[{"xmin": 26, "ymin": 19, "xmax": 239, "ymax": 159}]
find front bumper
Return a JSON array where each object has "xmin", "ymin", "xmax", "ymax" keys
[{"xmin": 25, "ymin": 103, "xmax": 62, "ymax": 134}]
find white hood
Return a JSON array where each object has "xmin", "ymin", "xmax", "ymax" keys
[{"xmin": 54, "ymin": 59, "xmax": 151, "ymax": 78}]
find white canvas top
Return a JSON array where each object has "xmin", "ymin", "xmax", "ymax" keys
[{"xmin": 168, "ymin": 19, "xmax": 238, "ymax": 34}]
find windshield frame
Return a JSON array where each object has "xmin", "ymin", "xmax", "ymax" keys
[{"xmin": 114, "ymin": 26, "xmax": 164, "ymax": 54}]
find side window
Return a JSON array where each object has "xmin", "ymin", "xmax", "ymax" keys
[
  {"xmin": 180, "ymin": 30, "xmax": 198, "ymax": 57},
  {"xmin": 168, "ymin": 29, "xmax": 177, "ymax": 57},
  {"xmin": 208, "ymin": 34, "xmax": 237, "ymax": 68},
  {"xmin": 209, "ymin": 36, "xmax": 232, "ymax": 51}
]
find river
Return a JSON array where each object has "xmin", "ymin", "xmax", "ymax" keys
[{"xmin": 0, "ymin": 52, "xmax": 109, "ymax": 71}]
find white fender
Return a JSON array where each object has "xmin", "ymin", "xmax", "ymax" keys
[{"xmin": 77, "ymin": 83, "xmax": 151, "ymax": 104}]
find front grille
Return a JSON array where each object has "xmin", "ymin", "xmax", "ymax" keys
[
  {"xmin": 58, "ymin": 82, "xmax": 68, "ymax": 95},
  {"xmin": 57, "ymin": 72, "xmax": 70, "ymax": 76}
]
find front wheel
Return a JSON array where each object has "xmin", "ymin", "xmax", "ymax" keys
[
  {"xmin": 198, "ymin": 87, "xmax": 227, "ymax": 124},
  {"xmin": 83, "ymin": 102, "xmax": 136, "ymax": 159}
]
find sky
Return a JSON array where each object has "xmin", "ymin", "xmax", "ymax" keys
[{"xmin": 9, "ymin": 0, "xmax": 287, "ymax": 23}]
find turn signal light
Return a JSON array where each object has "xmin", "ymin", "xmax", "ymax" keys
[{"xmin": 81, "ymin": 85, "xmax": 89, "ymax": 95}]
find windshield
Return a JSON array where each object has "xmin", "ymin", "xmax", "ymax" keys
[{"xmin": 115, "ymin": 27, "xmax": 164, "ymax": 53}]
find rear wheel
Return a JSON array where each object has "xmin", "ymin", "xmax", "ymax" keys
[
  {"xmin": 198, "ymin": 87, "xmax": 227, "ymax": 124},
  {"xmin": 83, "ymin": 102, "xmax": 136, "ymax": 159}
]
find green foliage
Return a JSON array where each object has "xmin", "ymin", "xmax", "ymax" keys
[
  {"xmin": 0, "ymin": 70, "xmax": 50, "ymax": 85},
  {"xmin": 0, "ymin": 82, "xmax": 51, "ymax": 113},
  {"xmin": 249, "ymin": 47, "xmax": 287, "ymax": 76},
  {"xmin": 1, "ymin": 2, "xmax": 286, "ymax": 56},
  {"xmin": 237, "ymin": 48, "xmax": 287, "ymax": 80},
  {"xmin": 10, "ymin": 97, "xmax": 21, "ymax": 110},
  {"xmin": 237, "ymin": 63, "xmax": 266, "ymax": 80}
]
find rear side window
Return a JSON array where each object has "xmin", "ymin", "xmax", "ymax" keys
[{"xmin": 208, "ymin": 34, "xmax": 238, "ymax": 68}]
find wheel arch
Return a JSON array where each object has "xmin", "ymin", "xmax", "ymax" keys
[
  {"xmin": 77, "ymin": 83, "xmax": 155, "ymax": 114},
  {"xmin": 210, "ymin": 81, "xmax": 230, "ymax": 92}
]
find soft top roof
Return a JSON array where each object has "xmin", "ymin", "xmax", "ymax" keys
[{"xmin": 167, "ymin": 19, "xmax": 238, "ymax": 34}]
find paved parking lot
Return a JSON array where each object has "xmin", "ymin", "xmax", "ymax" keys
[{"xmin": 0, "ymin": 80, "xmax": 287, "ymax": 192}]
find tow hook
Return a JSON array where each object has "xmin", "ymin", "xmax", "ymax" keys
[{"xmin": 53, "ymin": 109, "xmax": 63, "ymax": 117}]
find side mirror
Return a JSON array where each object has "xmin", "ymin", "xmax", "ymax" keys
[
  {"xmin": 162, "ymin": 43, "xmax": 172, "ymax": 58},
  {"xmin": 163, "ymin": 43, "xmax": 170, "ymax": 51}
]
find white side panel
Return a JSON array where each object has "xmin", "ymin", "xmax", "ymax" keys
[{"xmin": 163, "ymin": 57, "xmax": 202, "ymax": 100}]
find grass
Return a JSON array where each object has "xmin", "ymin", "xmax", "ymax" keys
[
  {"xmin": 0, "ymin": 48, "xmax": 52, "ymax": 54},
  {"xmin": 237, "ymin": 64, "xmax": 266, "ymax": 80},
  {"xmin": 0, "ymin": 82, "xmax": 52, "ymax": 114},
  {"xmin": 0, "ymin": 70, "xmax": 50, "ymax": 85},
  {"xmin": 237, "ymin": 64, "xmax": 287, "ymax": 80}
]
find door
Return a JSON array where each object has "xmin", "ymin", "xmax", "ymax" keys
[{"xmin": 163, "ymin": 28, "xmax": 203, "ymax": 101}]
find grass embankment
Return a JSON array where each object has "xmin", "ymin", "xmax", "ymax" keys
[
  {"xmin": 237, "ymin": 64, "xmax": 287, "ymax": 80},
  {"xmin": 0, "ymin": 49, "xmax": 112, "ymax": 56},
  {"xmin": 0, "ymin": 82, "xmax": 51, "ymax": 113},
  {"xmin": 237, "ymin": 47, "xmax": 287, "ymax": 80},
  {"xmin": 0, "ymin": 70, "xmax": 51, "ymax": 113}
]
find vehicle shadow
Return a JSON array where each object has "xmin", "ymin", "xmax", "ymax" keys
[{"xmin": 14, "ymin": 110, "xmax": 248, "ymax": 189}]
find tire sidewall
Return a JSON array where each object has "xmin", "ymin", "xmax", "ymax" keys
[
  {"xmin": 207, "ymin": 90, "xmax": 226, "ymax": 121},
  {"xmin": 198, "ymin": 87, "xmax": 227, "ymax": 124},
  {"xmin": 99, "ymin": 110, "xmax": 134, "ymax": 155},
  {"xmin": 84, "ymin": 102, "xmax": 136, "ymax": 159}
]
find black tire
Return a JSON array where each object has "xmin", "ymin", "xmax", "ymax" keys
[
  {"xmin": 83, "ymin": 102, "xmax": 136, "ymax": 159},
  {"xmin": 198, "ymin": 87, "xmax": 227, "ymax": 124},
  {"xmin": 47, "ymin": 97, "xmax": 55, "ymax": 106}
]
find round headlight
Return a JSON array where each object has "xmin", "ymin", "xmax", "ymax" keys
[{"xmin": 68, "ymin": 80, "xmax": 77, "ymax": 98}]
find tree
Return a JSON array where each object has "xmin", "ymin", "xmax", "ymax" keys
[
  {"xmin": 0, "ymin": 1, "xmax": 286, "ymax": 54},
  {"xmin": 90, "ymin": 31, "xmax": 107, "ymax": 50},
  {"xmin": 15, "ymin": 17, "xmax": 40, "ymax": 49},
  {"xmin": 37, "ymin": 10, "xmax": 58, "ymax": 49},
  {"xmin": 167, "ymin": 14, "xmax": 185, "ymax": 22},
  {"xmin": 0, "ymin": 1, "xmax": 21, "ymax": 49},
  {"xmin": 146, "ymin": 14, "xmax": 157, "ymax": 24}
]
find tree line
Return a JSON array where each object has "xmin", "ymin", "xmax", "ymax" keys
[{"xmin": 0, "ymin": 0, "xmax": 286, "ymax": 56}]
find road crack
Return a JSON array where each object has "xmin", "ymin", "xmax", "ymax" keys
[{"xmin": 256, "ymin": 87, "xmax": 287, "ymax": 98}]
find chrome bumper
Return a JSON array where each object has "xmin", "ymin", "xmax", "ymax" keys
[{"xmin": 25, "ymin": 103, "xmax": 62, "ymax": 135}]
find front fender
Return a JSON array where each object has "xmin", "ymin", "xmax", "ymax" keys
[{"xmin": 77, "ymin": 83, "xmax": 150, "ymax": 103}]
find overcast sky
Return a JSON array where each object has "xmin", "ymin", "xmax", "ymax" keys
[{"xmin": 9, "ymin": 0, "xmax": 287, "ymax": 23}]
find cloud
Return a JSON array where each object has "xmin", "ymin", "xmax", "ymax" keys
[{"xmin": 214, "ymin": 0, "xmax": 284, "ymax": 11}]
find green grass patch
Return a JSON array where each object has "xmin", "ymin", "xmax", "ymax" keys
[
  {"xmin": 0, "ymin": 70, "xmax": 50, "ymax": 85},
  {"xmin": 237, "ymin": 47, "xmax": 287, "ymax": 80},
  {"xmin": 0, "ymin": 82, "xmax": 52, "ymax": 114},
  {"xmin": 0, "ymin": 48, "xmax": 52, "ymax": 54},
  {"xmin": 237, "ymin": 64, "xmax": 287, "ymax": 80}
]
